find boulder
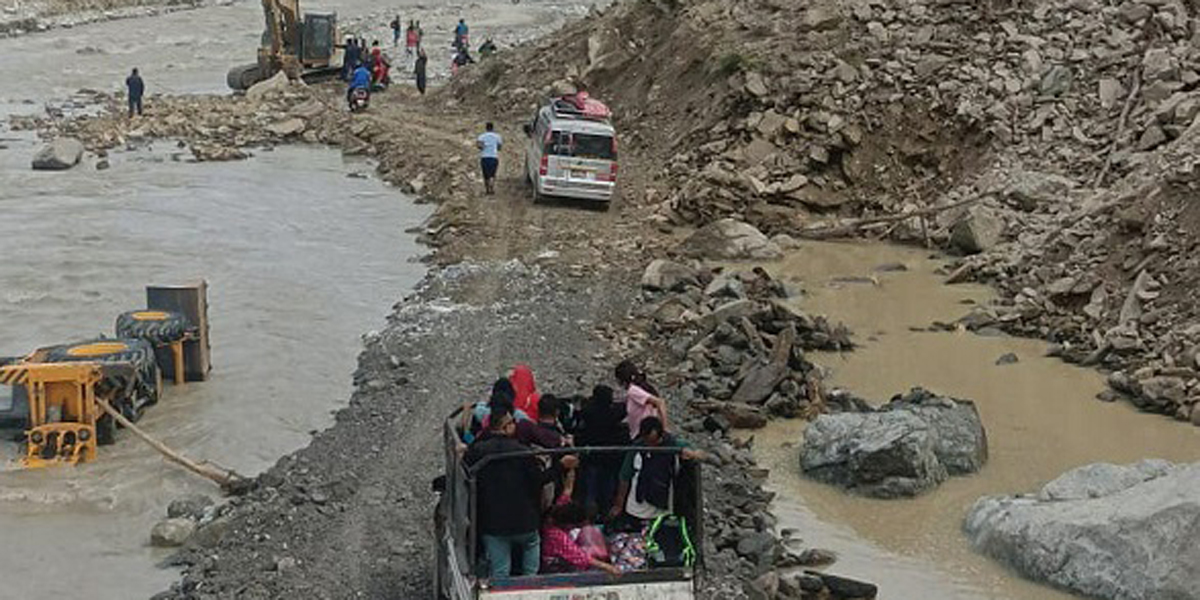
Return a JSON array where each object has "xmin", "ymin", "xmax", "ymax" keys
[
  {"xmin": 31, "ymin": 138, "xmax": 84, "ymax": 170},
  {"xmin": 964, "ymin": 461, "xmax": 1200, "ymax": 600},
  {"xmin": 950, "ymin": 206, "xmax": 1003, "ymax": 254},
  {"xmin": 801, "ymin": 410, "xmax": 948, "ymax": 498},
  {"xmin": 641, "ymin": 259, "xmax": 699, "ymax": 292},
  {"xmin": 266, "ymin": 118, "xmax": 306, "ymax": 137},
  {"xmin": 167, "ymin": 494, "xmax": 214, "ymax": 520},
  {"xmin": 150, "ymin": 518, "xmax": 197, "ymax": 547},
  {"xmin": 246, "ymin": 70, "xmax": 290, "ymax": 102},
  {"xmin": 732, "ymin": 325, "xmax": 795, "ymax": 404},
  {"xmin": 681, "ymin": 219, "xmax": 783, "ymax": 260},
  {"xmin": 801, "ymin": 390, "xmax": 987, "ymax": 497},
  {"xmin": 882, "ymin": 389, "xmax": 988, "ymax": 475}
]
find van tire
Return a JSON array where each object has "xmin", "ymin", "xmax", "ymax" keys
[{"xmin": 116, "ymin": 310, "xmax": 190, "ymax": 345}]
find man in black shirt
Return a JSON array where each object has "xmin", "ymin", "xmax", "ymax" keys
[
  {"xmin": 465, "ymin": 405, "xmax": 545, "ymax": 579},
  {"xmin": 125, "ymin": 68, "xmax": 144, "ymax": 117}
]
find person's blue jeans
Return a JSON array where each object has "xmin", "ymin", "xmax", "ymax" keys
[{"xmin": 482, "ymin": 531, "xmax": 540, "ymax": 579}]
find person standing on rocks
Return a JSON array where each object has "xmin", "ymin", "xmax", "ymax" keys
[
  {"xmin": 414, "ymin": 48, "xmax": 428, "ymax": 95},
  {"xmin": 405, "ymin": 20, "xmax": 419, "ymax": 56},
  {"xmin": 390, "ymin": 15, "xmax": 401, "ymax": 46},
  {"xmin": 476, "ymin": 122, "xmax": 502, "ymax": 195},
  {"xmin": 615, "ymin": 359, "xmax": 669, "ymax": 440},
  {"xmin": 465, "ymin": 405, "xmax": 546, "ymax": 579},
  {"xmin": 125, "ymin": 68, "xmax": 144, "ymax": 118}
]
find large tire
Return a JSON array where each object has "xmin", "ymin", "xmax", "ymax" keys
[
  {"xmin": 45, "ymin": 338, "xmax": 161, "ymax": 414},
  {"xmin": 227, "ymin": 63, "xmax": 264, "ymax": 91},
  {"xmin": 115, "ymin": 309, "xmax": 189, "ymax": 345}
]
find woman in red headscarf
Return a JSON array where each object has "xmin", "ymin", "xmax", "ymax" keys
[{"xmin": 510, "ymin": 364, "xmax": 541, "ymax": 416}]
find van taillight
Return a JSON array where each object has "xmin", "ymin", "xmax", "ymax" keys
[
  {"xmin": 539, "ymin": 155, "xmax": 548, "ymax": 176},
  {"xmin": 600, "ymin": 163, "xmax": 618, "ymax": 182},
  {"xmin": 612, "ymin": 137, "xmax": 618, "ymax": 159}
]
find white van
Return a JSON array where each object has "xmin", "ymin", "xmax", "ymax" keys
[{"xmin": 522, "ymin": 94, "xmax": 618, "ymax": 205}]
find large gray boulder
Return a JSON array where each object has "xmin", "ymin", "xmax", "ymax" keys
[
  {"xmin": 964, "ymin": 460, "xmax": 1200, "ymax": 600},
  {"xmin": 949, "ymin": 206, "xmax": 1003, "ymax": 254},
  {"xmin": 641, "ymin": 259, "xmax": 699, "ymax": 292},
  {"xmin": 883, "ymin": 388, "xmax": 988, "ymax": 475},
  {"xmin": 801, "ymin": 389, "xmax": 987, "ymax": 498},
  {"xmin": 31, "ymin": 138, "xmax": 84, "ymax": 170},
  {"xmin": 681, "ymin": 219, "xmax": 783, "ymax": 260},
  {"xmin": 801, "ymin": 410, "xmax": 948, "ymax": 498},
  {"xmin": 150, "ymin": 518, "xmax": 197, "ymax": 547}
]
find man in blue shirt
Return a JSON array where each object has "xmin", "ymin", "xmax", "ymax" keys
[
  {"xmin": 455, "ymin": 19, "xmax": 469, "ymax": 51},
  {"xmin": 125, "ymin": 68, "xmax": 144, "ymax": 118},
  {"xmin": 348, "ymin": 65, "xmax": 371, "ymax": 106},
  {"xmin": 476, "ymin": 122, "xmax": 502, "ymax": 195}
]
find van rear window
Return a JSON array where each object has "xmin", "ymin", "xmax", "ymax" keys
[{"xmin": 548, "ymin": 131, "xmax": 617, "ymax": 160}]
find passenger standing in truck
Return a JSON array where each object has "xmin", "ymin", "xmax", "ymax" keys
[
  {"xmin": 476, "ymin": 122, "xmax": 502, "ymax": 195},
  {"xmin": 614, "ymin": 360, "xmax": 669, "ymax": 441},
  {"xmin": 465, "ymin": 406, "xmax": 545, "ymax": 579},
  {"xmin": 610, "ymin": 417, "xmax": 704, "ymax": 522},
  {"xmin": 125, "ymin": 68, "xmax": 144, "ymax": 117}
]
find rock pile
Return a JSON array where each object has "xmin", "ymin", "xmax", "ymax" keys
[
  {"xmin": 150, "ymin": 494, "xmax": 215, "ymax": 548},
  {"xmin": 965, "ymin": 460, "xmax": 1200, "ymax": 600},
  {"xmin": 637, "ymin": 258, "xmax": 852, "ymax": 429},
  {"xmin": 801, "ymin": 388, "xmax": 988, "ymax": 498}
]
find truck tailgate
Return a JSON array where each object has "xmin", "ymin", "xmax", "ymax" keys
[{"xmin": 481, "ymin": 580, "xmax": 693, "ymax": 600}]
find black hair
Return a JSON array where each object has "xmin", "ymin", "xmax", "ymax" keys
[
  {"xmin": 638, "ymin": 416, "xmax": 664, "ymax": 439},
  {"xmin": 591, "ymin": 384, "xmax": 614, "ymax": 405},
  {"xmin": 489, "ymin": 404, "xmax": 513, "ymax": 431},
  {"xmin": 490, "ymin": 378, "xmax": 515, "ymax": 405},
  {"xmin": 549, "ymin": 501, "xmax": 587, "ymax": 526},
  {"xmin": 485, "ymin": 122, "xmax": 494, "ymax": 131},
  {"xmin": 537, "ymin": 394, "xmax": 559, "ymax": 419},
  {"xmin": 615, "ymin": 360, "xmax": 658, "ymax": 395}
]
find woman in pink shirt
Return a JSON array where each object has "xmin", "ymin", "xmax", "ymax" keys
[{"xmin": 615, "ymin": 360, "xmax": 669, "ymax": 440}]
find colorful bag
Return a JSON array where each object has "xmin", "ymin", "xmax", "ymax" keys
[{"xmin": 607, "ymin": 532, "xmax": 647, "ymax": 573}]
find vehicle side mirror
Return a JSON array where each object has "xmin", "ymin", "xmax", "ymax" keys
[
  {"xmin": 431, "ymin": 474, "xmax": 446, "ymax": 494},
  {"xmin": 522, "ymin": 123, "xmax": 532, "ymax": 137}
]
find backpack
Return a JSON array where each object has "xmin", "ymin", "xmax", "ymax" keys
[{"xmin": 645, "ymin": 514, "xmax": 696, "ymax": 568}]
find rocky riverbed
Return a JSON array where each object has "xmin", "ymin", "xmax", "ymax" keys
[{"xmin": 11, "ymin": 0, "xmax": 1200, "ymax": 598}]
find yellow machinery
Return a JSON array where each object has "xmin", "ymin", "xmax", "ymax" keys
[
  {"xmin": 0, "ymin": 282, "xmax": 212, "ymax": 468},
  {"xmin": 0, "ymin": 361, "xmax": 134, "ymax": 468},
  {"xmin": 226, "ymin": 0, "xmax": 340, "ymax": 90}
]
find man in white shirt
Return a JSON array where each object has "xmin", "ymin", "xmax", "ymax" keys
[{"xmin": 476, "ymin": 122, "xmax": 503, "ymax": 195}]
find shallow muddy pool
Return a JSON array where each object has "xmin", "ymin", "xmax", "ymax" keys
[
  {"xmin": 752, "ymin": 241, "xmax": 1200, "ymax": 599},
  {"xmin": 0, "ymin": 143, "xmax": 431, "ymax": 598}
]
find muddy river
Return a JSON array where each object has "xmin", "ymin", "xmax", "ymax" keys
[{"xmin": 752, "ymin": 241, "xmax": 1200, "ymax": 599}]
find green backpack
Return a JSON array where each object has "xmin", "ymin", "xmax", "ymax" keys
[{"xmin": 645, "ymin": 513, "xmax": 696, "ymax": 568}]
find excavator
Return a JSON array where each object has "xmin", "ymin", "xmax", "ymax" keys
[{"xmin": 226, "ymin": 0, "xmax": 340, "ymax": 91}]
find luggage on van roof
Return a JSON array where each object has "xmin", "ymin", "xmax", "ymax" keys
[{"xmin": 550, "ymin": 92, "xmax": 611, "ymax": 122}]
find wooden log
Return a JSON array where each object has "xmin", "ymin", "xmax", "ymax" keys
[{"xmin": 95, "ymin": 396, "xmax": 247, "ymax": 492}]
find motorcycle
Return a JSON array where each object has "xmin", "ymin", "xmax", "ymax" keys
[{"xmin": 348, "ymin": 87, "xmax": 370, "ymax": 113}]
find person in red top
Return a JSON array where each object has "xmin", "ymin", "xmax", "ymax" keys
[
  {"xmin": 510, "ymin": 364, "xmax": 540, "ymax": 416},
  {"xmin": 541, "ymin": 469, "xmax": 621, "ymax": 575}
]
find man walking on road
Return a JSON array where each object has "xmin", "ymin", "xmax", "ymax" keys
[
  {"xmin": 126, "ymin": 68, "xmax": 144, "ymax": 118},
  {"xmin": 476, "ymin": 122, "xmax": 502, "ymax": 195}
]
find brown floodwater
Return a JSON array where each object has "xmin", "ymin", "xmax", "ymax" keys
[{"xmin": 748, "ymin": 241, "xmax": 1200, "ymax": 599}]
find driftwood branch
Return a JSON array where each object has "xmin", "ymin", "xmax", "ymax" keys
[
  {"xmin": 96, "ymin": 397, "xmax": 247, "ymax": 492},
  {"xmin": 794, "ymin": 196, "xmax": 982, "ymax": 240}
]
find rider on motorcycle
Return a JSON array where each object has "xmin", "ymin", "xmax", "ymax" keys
[{"xmin": 348, "ymin": 64, "xmax": 372, "ymax": 105}]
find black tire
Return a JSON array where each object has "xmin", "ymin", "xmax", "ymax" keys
[
  {"xmin": 96, "ymin": 413, "xmax": 116, "ymax": 445},
  {"xmin": 115, "ymin": 310, "xmax": 189, "ymax": 345},
  {"xmin": 45, "ymin": 338, "xmax": 161, "ymax": 414},
  {"xmin": 227, "ymin": 63, "xmax": 264, "ymax": 91}
]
